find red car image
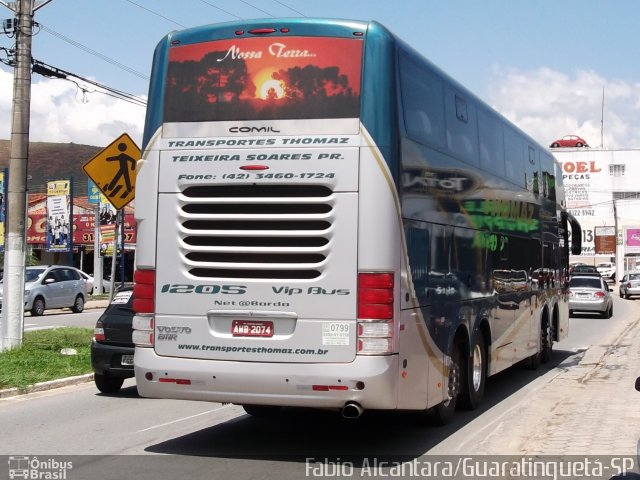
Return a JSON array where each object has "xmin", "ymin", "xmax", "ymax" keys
[{"xmin": 550, "ymin": 135, "xmax": 589, "ymax": 148}]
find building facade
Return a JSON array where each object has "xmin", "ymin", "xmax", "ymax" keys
[{"xmin": 554, "ymin": 148, "xmax": 640, "ymax": 277}]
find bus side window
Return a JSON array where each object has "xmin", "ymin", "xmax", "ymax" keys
[
  {"xmin": 399, "ymin": 53, "xmax": 446, "ymax": 148},
  {"xmin": 406, "ymin": 224, "xmax": 430, "ymax": 305},
  {"xmin": 504, "ymin": 126, "xmax": 525, "ymax": 187},
  {"xmin": 478, "ymin": 108, "xmax": 505, "ymax": 177},
  {"xmin": 540, "ymin": 151, "xmax": 556, "ymax": 201},
  {"xmin": 525, "ymin": 145, "xmax": 539, "ymax": 195},
  {"xmin": 445, "ymin": 90, "xmax": 479, "ymax": 165}
]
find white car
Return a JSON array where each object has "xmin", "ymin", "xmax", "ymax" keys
[
  {"xmin": 75, "ymin": 269, "xmax": 112, "ymax": 294},
  {"xmin": 596, "ymin": 262, "xmax": 616, "ymax": 281}
]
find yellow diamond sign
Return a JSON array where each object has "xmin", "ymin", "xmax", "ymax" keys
[{"xmin": 83, "ymin": 133, "xmax": 141, "ymax": 210}]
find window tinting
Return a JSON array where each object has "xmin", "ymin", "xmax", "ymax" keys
[
  {"xmin": 445, "ymin": 89, "xmax": 478, "ymax": 165},
  {"xmin": 504, "ymin": 126, "xmax": 524, "ymax": 185},
  {"xmin": 400, "ymin": 53, "xmax": 445, "ymax": 148},
  {"xmin": 540, "ymin": 151, "xmax": 556, "ymax": 200},
  {"xmin": 478, "ymin": 108, "xmax": 505, "ymax": 176}
]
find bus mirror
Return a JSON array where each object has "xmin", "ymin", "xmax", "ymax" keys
[
  {"xmin": 570, "ymin": 226, "xmax": 582, "ymax": 256},
  {"xmin": 563, "ymin": 212, "xmax": 582, "ymax": 256}
]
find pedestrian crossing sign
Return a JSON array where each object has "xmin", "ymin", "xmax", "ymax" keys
[{"xmin": 82, "ymin": 133, "xmax": 141, "ymax": 210}]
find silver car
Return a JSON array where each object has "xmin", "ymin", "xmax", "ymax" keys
[
  {"xmin": 569, "ymin": 274, "xmax": 613, "ymax": 318},
  {"xmin": 0, "ymin": 265, "xmax": 87, "ymax": 316},
  {"xmin": 619, "ymin": 272, "xmax": 640, "ymax": 299}
]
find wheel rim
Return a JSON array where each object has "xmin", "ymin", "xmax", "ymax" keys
[
  {"xmin": 471, "ymin": 343, "xmax": 483, "ymax": 391},
  {"xmin": 35, "ymin": 300, "xmax": 44, "ymax": 315},
  {"xmin": 447, "ymin": 355, "xmax": 459, "ymax": 399},
  {"xmin": 541, "ymin": 321, "xmax": 549, "ymax": 351}
]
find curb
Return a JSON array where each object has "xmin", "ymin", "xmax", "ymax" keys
[
  {"xmin": 86, "ymin": 300, "xmax": 110, "ymax": 309},
  {"xmin": 0, "ymin": 373, "xmax": 94, "ymax": 399}
]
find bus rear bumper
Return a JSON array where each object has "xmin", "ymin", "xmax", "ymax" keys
[{"xmin": 134, "ymin": 347, "xmax": 399, "ymax": 410}]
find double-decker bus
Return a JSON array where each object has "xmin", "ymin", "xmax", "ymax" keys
[{"xmin": 132, "ymin": 18, "xmax": 582, "ymax": 423}]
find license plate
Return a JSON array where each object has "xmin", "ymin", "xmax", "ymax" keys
[
  {"xmin": 121, "ymin": 354, "xmax": 134, "ymax": 366},
  {"xmin": 231, "ymin": 320, "xmax": 274, "ymax": 337}
]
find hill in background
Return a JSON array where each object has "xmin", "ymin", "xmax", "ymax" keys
[{"xmin": 0, "ymin": 140, "xmax": 101, "ymax": 194}]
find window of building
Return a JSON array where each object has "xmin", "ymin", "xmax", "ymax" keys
[{"xmin": 609, "ymin": 164, "xmax": 626, "ymax": 176}]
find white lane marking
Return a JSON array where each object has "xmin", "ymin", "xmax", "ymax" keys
[{"xmin": 136, "ymin": 404, "xmax": 233, "ymax": 433}]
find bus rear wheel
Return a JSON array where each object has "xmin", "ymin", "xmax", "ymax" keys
[
  {"xmin": 428, "ymin": 342, "xmax": 461, "ymax": 425},
  {"xmin": 540, "ymin": 317, "xmax": 553, "ymax": 363},
  {"xmin": 459, "ymin": 333, "xmax": 486, "ymax": 410}
]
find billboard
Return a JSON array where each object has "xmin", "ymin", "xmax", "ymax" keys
[
  {"xmin": 45, "ymin": 179, "xmax": 72, "ymax": 252},
  {"xmin": 0, "ymin": 169, "xmax": 5, "ymax": 253},
  {"xmin": 625, "ymin": 227, "xmax": 640, "ymax": 254},
  {"xmin": 555, "ymin": 150, "xmax": 640, "ymax": 258}
]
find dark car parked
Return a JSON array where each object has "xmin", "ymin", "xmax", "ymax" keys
[{"xmin": 91, "ymin": 288, "xmax": 135, "ymax": 393}]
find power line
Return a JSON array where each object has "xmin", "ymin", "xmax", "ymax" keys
[
  {"xmin": 272, "ymin": 0, "xmax": 306, "ymax": 17},
  {"xmin": 32, "ymin": 58, "xmax": 147, "ymax": 107},
  {"xmin": 38, "ymin": 23, "xmax": 149, "ymax": 81},
  {"xmin": 237, "ymin": 0, "xmax": 274, "ymax": 17},
  {"xmin": 124, "ymin": 0, "xmax": 187, "ymax": 28},
  {"xmin": 199, "ymin": 0, "xmax": 243, "ymax": 19}
]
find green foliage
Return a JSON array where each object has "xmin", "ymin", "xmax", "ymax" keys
[
  {"xmin": 0, "ymin": 249, "xmax": 39, "ymax": 268},
  {"xmin": 0, "ymin": 327, "xmax": 93, "ymax": 390}
]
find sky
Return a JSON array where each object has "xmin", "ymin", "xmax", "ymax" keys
[{"xmin": 0, "ymin": 0, "xmax": 639, "ymax": 150}]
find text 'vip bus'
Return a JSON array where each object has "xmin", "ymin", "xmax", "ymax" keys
[{"xmin": 132, "ymin": 18, "xmax": 582, "ymax": 423}]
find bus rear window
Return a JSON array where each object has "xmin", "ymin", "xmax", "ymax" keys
[{"xmin": 164, "ymin": 36, "xmax": 362, "ymax": 122}]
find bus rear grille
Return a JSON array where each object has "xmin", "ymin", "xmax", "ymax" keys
[{"xmin": 178, "ymin": 185, "xmax": 334, "ymax": 280}]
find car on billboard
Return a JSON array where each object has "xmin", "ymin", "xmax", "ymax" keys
[{"xmin": 550, "ymin": 135, "xmax": 589, "ymax": 148}]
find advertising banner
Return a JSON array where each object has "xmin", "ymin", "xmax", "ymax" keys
[
  {"xmin": 45, "ymin": 179, "xmax": 72, "ymax": 252},
  {"xmin": 594, "ymin": 226, "xmax": 616, "ymax": 255},
  {"xmin": 625, "ymin": 227, "xmax": 640, "ymax": 254},
  {"xmin": 26, "ymin": 212, "xmax": 136, "ymax": 246},
  {"xmin": 88, "ymin": 179, "xmax": 100, "ymax": 204},
  {"xmin": 0, "ymin": 169, "xmax": 6, "ymax": 253},
  {"xmin": 99, "ymin": 194, "xmax": 117, "ymax": 257},
  {"xmin": 555, "ymin": 150, "xmax": 640, "ymax": 258}
]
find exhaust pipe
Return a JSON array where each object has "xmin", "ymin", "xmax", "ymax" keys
[{"xmin": 341, "ymin": 401, "xmax": 363, "ymax": 419}]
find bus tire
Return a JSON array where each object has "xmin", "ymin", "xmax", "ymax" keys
[
  {"xmin": 540, "ymin": 316, "xmax": 553, "ymax": 363},
  {"xmin": 527, "ymin": 317, "xmax": 547, "ymax": 370},
  {"xmin": 459, "ymin": 333, "xmax": 486, "ymax": 410},
  {"xmin": 242, "ymin": 404, "xmax": 281, "ymax": 417},
  {"xmin": 427, "ymin": 342, "xmax": 461, "ymax": 425}
]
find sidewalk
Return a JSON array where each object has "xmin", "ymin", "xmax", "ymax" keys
[
  {"xmin": 449, "ymin": 295, "xmax": 640, "ymax": 456},
  {"xmin": 85, "ymin": 298, "xmax": 109, "ymax": 309}
]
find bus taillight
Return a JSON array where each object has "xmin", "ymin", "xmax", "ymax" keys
[
  {"xmin": 133, "ymin": 269, "xmax": 155, "ymax": 348},
  {"xmin": 133, "ymin": 269, "xmax": 155, "ymax": 314},
  {"xmin": 357, "ymin": 273, "xmax": 394, "ymax": 354}
]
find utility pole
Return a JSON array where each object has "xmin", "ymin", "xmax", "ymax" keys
[
  {"xmin": 0, "ymin": 0, "xmax": 53, "ymax": 351},
  {"xmin": 613, "ymin": 199, "xmax": 624, "ymax": 283}
]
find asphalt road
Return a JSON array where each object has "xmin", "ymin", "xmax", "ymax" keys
[{"xmin": 23, "ymin": 308, "xmax": 103, "ymax": 331}]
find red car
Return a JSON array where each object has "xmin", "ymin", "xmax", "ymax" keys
[{"xmin": 550, "ymin": 135, "xmax": 589, "ymax": 148}]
